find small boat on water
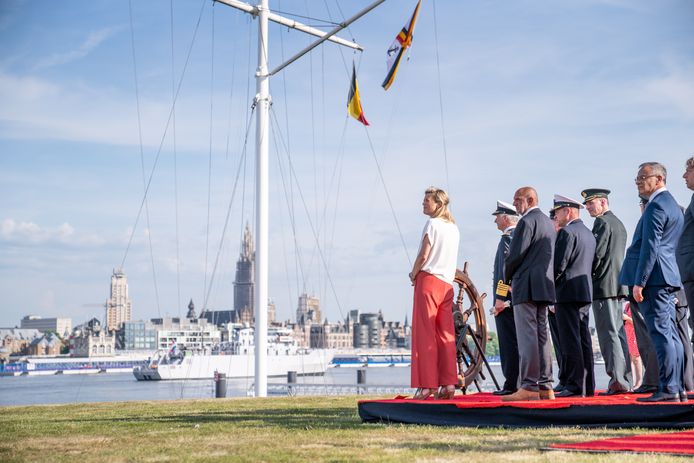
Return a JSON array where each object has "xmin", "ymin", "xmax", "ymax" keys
[{"xmin": 133, "ymin": 327, "xmax": 333, "ymax": 381}]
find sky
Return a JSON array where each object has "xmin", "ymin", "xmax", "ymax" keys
[{"xmin": 1, "ymin": 0, "xmax": 693, "ymax": 332}]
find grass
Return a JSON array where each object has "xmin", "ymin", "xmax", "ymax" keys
[{"xmin": 0, "ymin": 395, "xmax": 688, "ymax": 462}]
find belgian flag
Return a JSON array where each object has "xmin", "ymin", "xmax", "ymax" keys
[{"xmin": 347, "ymin": 63, "xmax": 369, "ymax": 126}]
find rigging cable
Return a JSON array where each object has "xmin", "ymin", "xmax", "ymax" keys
[
  {"xmin": 202, "ymin": 107, "xmax": 256, "ymax": 313},
  {"xmin": 170, "ymin": 0, "xmax": 182, "ymax": 318},
  {"xmin": 270, "ymin": 107, "xmax": 345, "ymax": 320},
  {"xmin": 127, "ymin": 0, "xmax": 161, "ymax": 316},
  {"xmin": 203, "ymin": 5, "xmax": 216, "ymax": 307},
  {"xmin": 432, "ymin": 0, "xmax": 450, "ymax": 191},
  {"xmin": 120, "ymin": 0, "xmax": 208, "ymax": 272}
]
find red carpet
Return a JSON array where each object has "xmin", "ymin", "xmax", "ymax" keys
[
  {"xmin": 549, "ymin": 429, "xmax": 694, "ymax": 456},
  {"xmin": 358, "ymin": 392, "xmax": 694, "ymax": 428}
]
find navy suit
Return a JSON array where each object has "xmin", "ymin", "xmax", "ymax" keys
[
  {"xmin": 620, "ymin": 190, "xmax": 685, "ymax": 394},
  {"xmin": 554, "ymin": 218, "xmax": 597, "ymax": 396},
  {"xmin": 493, "ymin": 227, "xmax": 519, "ymax": 392},
  {"xmin": 505, "ymin": 207, "xmax": 556, "ymax": 392}
]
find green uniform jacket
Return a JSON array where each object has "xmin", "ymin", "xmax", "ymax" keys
[{"xmin": 592, "ymin": 210, "xmax": 629, "ymax": 299}]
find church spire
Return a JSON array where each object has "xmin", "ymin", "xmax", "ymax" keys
[{"xmin": 240, "ymin": 223, "xmax": 254, "ymax": 262}]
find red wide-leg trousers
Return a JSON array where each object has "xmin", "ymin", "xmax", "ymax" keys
[{"xmin": 411, "ymin": 271, "xmax": 458, "ymax": 389}]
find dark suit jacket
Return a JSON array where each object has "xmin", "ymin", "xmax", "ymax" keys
[
  {"xmin": 493, "ymin": 228, "xmax": 514, "ymax": 303},
  {"xmin": 676, "ymin": 193, "xmax": 694, "ymax": 283},
  {"xmin": 505, "ymin": 208, "xmax": 556, "ymax": 304},
  {"xmin": 619, "ymin": 190, "xmax": 684, "ymax": 288},
  {"xmin": 554, "ymin": 218, "xmax": 596, "ymax": 304},
  {"xmin": 591, "ymin": 210, "xmax": 629, "ymax": 299}
]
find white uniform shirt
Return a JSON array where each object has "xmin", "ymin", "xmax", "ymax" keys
[{"xmin": 420, "ymin": 217, "xmax": 460, "ymax": 285}]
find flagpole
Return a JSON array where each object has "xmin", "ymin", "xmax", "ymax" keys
[{"xmin": 254, "ymin": 0, "xmax": 269, "ymax": 398}]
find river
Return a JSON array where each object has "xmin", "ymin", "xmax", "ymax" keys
[{"xmin": 0, "ymin": 363, "xmax": 613, "ymax": 407}]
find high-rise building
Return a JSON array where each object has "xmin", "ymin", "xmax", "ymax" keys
[
  {"xmin": 105, "ymin": 268, "xmax": 132, "ymax": 331},
  {"xmin": 234, "ymin": 225, "xmax": 254, "ymax": 324},
  {"xmin": 296, "ymin": 293, "xmax": 321, "ymax": 326}
]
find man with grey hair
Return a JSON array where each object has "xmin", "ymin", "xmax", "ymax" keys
[
  {"xmin": 491, "ymin": 201, "xmax": 520, "ymax": 395},
  {"xmin": 620, "ymin": 162, "xmax": 685, "ymax": 402},
  {"xmin": 581, "ymin": 188, "xmax": 632, "ymax": 395}
]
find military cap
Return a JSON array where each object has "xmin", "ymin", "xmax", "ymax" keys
[
  {"xmin": 492, "ymin": 200, "xmax": 518, "ymax": 216},
  {"xmin": 580, "ymin": 188, "xmax": 611, "ymax": 204},
  {"xmin": 553, "ymin": 194, "xmax": 584, "ymax": 209}
]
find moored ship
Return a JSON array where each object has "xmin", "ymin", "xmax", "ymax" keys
[{"xmin": 133, "ymin": 326, "xmax": 333, "ymax": 380}]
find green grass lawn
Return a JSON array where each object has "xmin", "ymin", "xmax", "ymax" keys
[{"xmin": 0, "ymin": 395, "xmax": 687, "ymax": 462}]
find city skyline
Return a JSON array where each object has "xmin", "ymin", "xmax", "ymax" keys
[{"xmin": 1, "ymin": 1, "xmax": 693, "ymax": 328}]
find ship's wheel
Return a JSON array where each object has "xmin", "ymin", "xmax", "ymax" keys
[{"xmin": 452, "ymin": 262, "xmax": 493, "ymax": 392}]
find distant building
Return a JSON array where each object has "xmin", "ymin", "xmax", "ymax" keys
[
  {"xmin": 119, "ymin": 320, "xmax": 158, "ymax": 351},
  {"xmin": 297, "ymin": 293, "xmax": 321, "ymax": 326},
  {"xmin": 353, "ymin": 313, "xmax": 382, "ymax": 348},
  {"xmin": 70, "ymin": 319, "xmax": 116, "ymax": 357},
  {"xmin": 150, "ymin": 317, "xmax": 220, "ymax": 351},
  {"xmin": 27, "ymin": 332, "xmax": 63, "ymax": 356},
  {"xmin": 234, "ymin": 225, "xmax": 255, "ymax": 325},
  {"xmin": 105, "ymin": 268, "xmax": 132, "ymax": 331},
  {"xmin": 310, "ymin": 321, "xmax": 351, "ymax": 349},
  {"xmin": 0, "ymin": 328, "xmax": 42, "ymax": 355},
  {"xmin": 20, "ymin": 315, "xmax": 72, "ymax": 338}
]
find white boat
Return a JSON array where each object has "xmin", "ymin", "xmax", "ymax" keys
[{"xmin": 133, "ymin": 327, "xmax": 333, "ymax": 380}]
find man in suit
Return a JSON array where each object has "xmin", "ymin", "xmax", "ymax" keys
[
  {"xmin": 581, "ymin": 188, "xmax": 633, "ymax": 395},
  {"xmin": 503, "ymin": 187, "xmax": 556, "ymax": 401},
  {"xmin": 620, "ymin": 162, "xmax": 685, "ymax": 402},
  {"xmin": 552, "ymin": 195, "xmax": 597, "ymax": 397},
  {"xmin": 490, "ymin": 200, "xmax": 520, "ymax": 396},
  {"xmin": 628, "ymin": 195, "xmax": 663, "ymax": 394},
  {"xmin": 677, "ymin": 156, "xmax": 694, "ymax": 353}
]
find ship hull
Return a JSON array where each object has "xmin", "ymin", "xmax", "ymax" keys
[{"xmin": 133, "ymin": 349, "xmax": 333, "ymax": 381}]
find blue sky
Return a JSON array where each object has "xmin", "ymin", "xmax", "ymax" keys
[{"xmin": 1, "ymin": 0, "xmax": 693, "ymax": 330}]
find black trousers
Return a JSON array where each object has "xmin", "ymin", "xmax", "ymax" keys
[
  {"xmin": 548, "ymin": 309, "xmax": 564, "ymax": 386},
  {"xmin": 495, "ymin": 306, "xmax": 519, "ymax": 391},
  {"xmin": 676, "ymin": 304, "xmax": 694, "ymax": 391},
  {"xmin": 556, "ymin": 302, "xmax": 595, "ymax": 396}
]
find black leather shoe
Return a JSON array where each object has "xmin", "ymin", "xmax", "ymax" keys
[
  {"xmin": 598, "ymin": 389, "xmax": 630, "ymax": 396},
  {"xmin": 555, "ymin": 389, "xmax": 579, "ymax": 398},
  {"xmin": 635, "ymin": 392, "xmax": 680, "ymax": 403},
  {"xmin": 633, "ymin": 385, "xmax": 658, "ymax": 394},
  {"xmin": 680, "ymin": 391, "xmax": 689, "ymax": 403},
  {"xmin": 553, "ymin": 384, "xmax": 566, "ymax": 393},
  {"xmin": 492, "ymin": 389, "xmax": 516, "ymax": 396}
]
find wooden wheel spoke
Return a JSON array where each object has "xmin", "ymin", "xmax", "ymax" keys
[{"xmin": 451, "ymin": 262, "xmax": 487, "ymax": 390}]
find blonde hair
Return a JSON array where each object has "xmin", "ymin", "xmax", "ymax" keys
[
  {"xmin": 686, "ymin": 156, "xmax": 694, "ymax": 170},
  {"xmin": 425, "ymin": 187, "xmax": 455, "ymax": 223}
]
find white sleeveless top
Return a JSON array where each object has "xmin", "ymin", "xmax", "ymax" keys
[{"xmin": 419, "ymin": 217, "xmax": 460, "ymax": 285}]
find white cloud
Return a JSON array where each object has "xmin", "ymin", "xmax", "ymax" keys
[
  {"xmin": 1, "ymin": 218, "xmax": 104, "ymax": 246},
  {"xmin": 33, "ymin": 27, "xmax": 120, "ymax": 70}
]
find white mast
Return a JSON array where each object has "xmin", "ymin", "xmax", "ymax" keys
[{"xmin": 215, "ymin": 0, "xmax": 385, "ymax": 397}]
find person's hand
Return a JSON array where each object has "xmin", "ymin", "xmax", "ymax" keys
[
  {"xmin": 633, "ymin": 285, "xmax": 644, "ymax": 303},
  {"xmin": 492, "ymin": 300, "xmax": 506, "ymax": 316},
  {"xmin": 549, "ymin": 305, "xmax": 556, "ymax": 314},
  {"xmin": 409, "ymin": 272, "xmax": 416, "ymax": 286}
]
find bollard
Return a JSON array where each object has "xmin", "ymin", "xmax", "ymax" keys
[
  {"xmin": 287, "ymin": 371, "xmax": 297, "ymax": 396},
  {"xmin": 214, "ymin": 371, "xmax": 227, "ymax": 398},
  {"xmin": 357, "ymin": 368, "xmax": 366, "ymax": 394}
]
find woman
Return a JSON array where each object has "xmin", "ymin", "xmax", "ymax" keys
[
  {"xmin": 623, "ymin": 302, "xmax": 643, "ymax": 390},
  {"xmin": 409, "ymin": 187, "xmax": 460, "ymax": 400}
]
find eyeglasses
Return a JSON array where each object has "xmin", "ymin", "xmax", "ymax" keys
[{"xmin": 634, "ymin": 174, "xmax": 657, "ymax": 183}]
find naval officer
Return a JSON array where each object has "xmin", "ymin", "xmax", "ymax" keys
[
  {"xmin": 552, "ymin": 195, "xmax": 597, "ymax": 397},
  {"xmin": 491, "ymin": 200, "xmax": 520, "ymax": 395},
  {"xmin": 581, "ymin": 188, "xmax": 633, "ymax": 395}
]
